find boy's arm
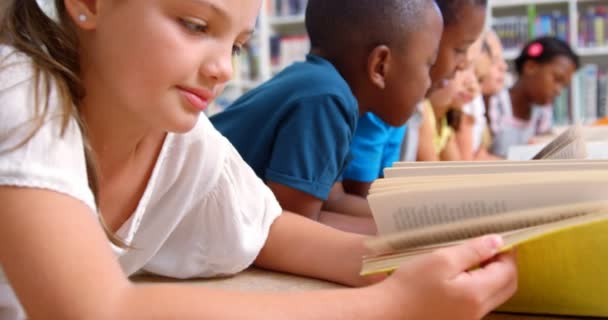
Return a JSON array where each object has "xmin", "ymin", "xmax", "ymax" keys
[
  {"xmin": 268, "ymin": 182, "xmax": 377, "ymax": 235},
  {"xmin": 342, "ymin": 179, "xmax": 373, "ymax": 197},
  {"xmin": 323, "ymin": 182, "xmax": 373, "ymax": 218}
]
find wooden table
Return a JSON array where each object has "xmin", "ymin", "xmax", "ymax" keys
[{"xmin": 134, "ymin": 268, "xmax": 602, "ymax": 319}]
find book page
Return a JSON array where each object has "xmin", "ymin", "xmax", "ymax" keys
[
  {"xmin": 587, "ymin": 141, "xmax": 608, "ymax": 159},
  {"xmin": 361, "ymin": 211, "xmax": 608, "ymax": 316},
  {"xmin": 383, "ymin": 161, "xmax": 608, "ymax": 178},
  {"xmin": 532, "ymin": 125, "xmax": 585, "ymax": 160},
  {"xmin": 370, "ymin": 170, "xmax": 608, "ymax": 195},
  {"xmin": 365, "ymin": 202, "xmax": 608, "ymax": 254},
  {"xmin": 369, "ymin": 176, "xmax": 608, "ymax": 235},
  {"xmin": 391, "ymin": 159, "xmax": 604, "ymax": 168},
  {"xmin": 535, "ymin": 138, "xmax": 587, "ymax": 160}
]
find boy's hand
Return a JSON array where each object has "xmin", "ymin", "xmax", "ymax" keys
[{"xmin": 378, "ymin": 235, "xmax": 518, "ymax": 320}]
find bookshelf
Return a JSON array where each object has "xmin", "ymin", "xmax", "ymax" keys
[
  {"xmin": 488, "ymin": 0, "xmax": 608, "ymax": 124},
  {"xmin": 213, "ymin": 6, "xmax": 272, "ymax": 114},
  {"xmin": 210, "ymin": 0, "xmax": 309, "ymax": 114},
  {"xmin": 217, "ymin": 0, "xmax": 608, "ymax": 123}
]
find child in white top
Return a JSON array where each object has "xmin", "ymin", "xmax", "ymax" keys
[{"xmin": 0, "ymin": 0, "xmax": 517, "ymax": 319}]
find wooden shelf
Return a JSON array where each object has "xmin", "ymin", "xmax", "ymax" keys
[
  {"xmin": 490, "ymin": 0, "xmax": 569, "ymax": 8},
  {"xmin": 503, "ymin": 48, "xmax": 521, "ymax": 60},
  {"xmin": 227, "ymin": 79, "xmax": 263, "ymax": 90},
  {"xmin": 268, "ymin": 15, "xmax": 306, "ymax": 27},
  {"xmin": 576, "ymin": 46, "xmax": 608, "ymax": 56}
]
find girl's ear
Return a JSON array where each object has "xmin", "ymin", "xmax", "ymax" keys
[
  {"xmin": 64, "ymin": 0, "xmax": 99, "ymax": 29},
  {"xmin": 368, "ymin": 45, "xmax": 391, "ymax": 90}
]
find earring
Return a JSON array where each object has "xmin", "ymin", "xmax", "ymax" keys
[{"xmin": 78, "ymin": 14, "xmax": 87, "ymax": 22}]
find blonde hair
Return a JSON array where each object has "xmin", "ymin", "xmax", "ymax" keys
[{"xmin": 0, "ymin": 0, "xmax": 125, "ymax": 247}]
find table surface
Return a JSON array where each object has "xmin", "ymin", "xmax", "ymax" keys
[{"xmin": 133, "ymin": 268, "xmax": 600, "ymax": 320}]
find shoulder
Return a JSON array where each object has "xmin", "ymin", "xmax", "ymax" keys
[
  {"xmin": 0, "ymin": 46, "xmax": 94, "ymax": 211},
  {"xmin": 0, "ymin": 45, "xmax": 67, "ymax": 133},
  {"xmin": 0, "ymin": 45, "xmax": 36, "ymax": 89},
  {"xmin": 278, "ymin": 55, "xmax": 356, "ymax": 106},
  {"xmin": 354, "ymin": 112, "xmax": 395, "ymax": 141}
]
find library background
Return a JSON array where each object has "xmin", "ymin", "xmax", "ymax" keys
[{"xmin": 211, "ymin": 0, "xmax": 608, "ymax": 127}]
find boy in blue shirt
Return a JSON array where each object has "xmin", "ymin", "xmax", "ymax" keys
[
  {"xmin": 343, "ymin": 0, "xmax": 489, "ymax": 197},
  {"xmin": 211, "ymin": 0, "xmax": 443, "ymax": 234}
]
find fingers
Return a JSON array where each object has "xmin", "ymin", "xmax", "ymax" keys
[
  {"xmin": 432, "ymin": 235, "xmax": 504, "ymax": 277},
  {"xmin": 453, "ymin": 251, "xmax": 519, "ymax": 317},
  {"xmin": 482, "ymin": 251, "xmax": 519, "ymax": 314}
]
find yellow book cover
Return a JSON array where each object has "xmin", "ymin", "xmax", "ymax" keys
[
  {"xmin": 498, "ymin": 217, "xmax": 608, "ymax": 317},
  {"xmin": 362, "ymin": 207, "xmax": 608, "ymax": 317}
]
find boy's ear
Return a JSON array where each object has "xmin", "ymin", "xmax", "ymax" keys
[
  {"xmin": 368, "ymin": 45, "xmax": 391, "ymax": 90},
  {"xmin": 64, "ymin": 0, "xmax": 99, "ymax": 29}
]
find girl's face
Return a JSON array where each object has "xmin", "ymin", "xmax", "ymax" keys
[
  {"xmin": 72, "ymin": 0, "xmax": 260, "ymax": 133},
  {"xmin": 480, "ymin": 31, "xmax": 508, "ymax": 96},
  {"xmin": 523, "ymin": 56, "xmax": 577, "ymax": 106},
  {"xmin": 428, "ymin": 3, "xmax": 486, "ymax": 93},
  {"xmin": 452, "ymin": 67, "xmax": 479, "ymax": 109},
  {"xmin": 428, "ymin": 74, "xmax": 459, "ymax": 109}
]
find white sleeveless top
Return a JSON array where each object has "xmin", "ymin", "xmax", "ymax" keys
[{"xmin": 0, "ymin": 46, "xmax": 282, "ymax": 319}]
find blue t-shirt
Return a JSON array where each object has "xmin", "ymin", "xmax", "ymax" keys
[
  {"xmin": 211, "ymin": 54, "xmax": 358, "ymax": 200},
  {"xmin": 343, "ymin": 112, "xmax": 407, "ymax": 182}
]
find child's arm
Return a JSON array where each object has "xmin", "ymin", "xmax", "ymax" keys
[
  {"xmin": 417, "ymin": 108, "xmax": 440, "ymax": 161},
  {"xmin": 455, "ymin": 114, "xmax": 476, "ymax": 160},
  {"xmin": 323, "ymin": 182, "xmax": 373, "ymax": 217},
  {"xmin": 342, "ymin": 179, "xmax": 373, "ymax": 197},
  {"xmin": 255, "ymin": 211, "xmax": 379, "ymax": 286},
  {"xmin": 440, "ymin": 135, "xmax": 462, "ymax": 161},
  {"xmin": 474, "ymin": 148, "xmax": 504, "ymax": 161},
  {"xmin": 256, "ymin": 211, "xmax": 518, "ymax": 319},
  {"xmin": 0, "ymin": 187, "xmax": 516, "ymax": 320},
  {"xmin": 268, "ymin": 182, "xmax": 376, "ymax": 234}
]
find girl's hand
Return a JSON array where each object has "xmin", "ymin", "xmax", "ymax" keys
[{"xmin": 377, "ymin": 235, "xmax": 518, "ymax": 320}]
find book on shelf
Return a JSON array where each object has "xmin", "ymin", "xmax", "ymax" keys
[
  {"xmin": 270, "ymin": 35, "xmax": 310, "ymax": 72},
  {"xmin": 578, "ymin": 4, "xmax": 608, "ymax": 48},
  {"xmin": 552, "ymin": 64, "xmax": 608, "ymax": 126},
  {"xmin": 361, "ymin": 126, "xmax": 608, "ymax": 317},
  {"xmin": 266, "ymin": 0, "xmax": 308, "ymax": 17},
  {"xmin": 493, "ymin": 9, "xmax": 569, "ymax": 53}
]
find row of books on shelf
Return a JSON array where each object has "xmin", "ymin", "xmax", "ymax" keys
[
  {"xmin": 270, "ymin": 34, "xmax": 310, "ymax": 72},
  {"xmin": 233, "ymin": 44, "xmax": 264, "ymax": 86},
  {"xmin": 553, "ymin": 64, "xmax": 608, "ymax": 125},
  {"xmin": 265, "ymin": 0, "xmax": 308, "ymax": 17},
  {"xmin": 579, "ymin": 5, "xmax": 608, "ymax": 48},
  {"xmin": 493, "ymin": 12, "xmax": 569, "ymax": 51},
  {"xmin": 493, "ymin": 5, "xmax": 608, "ymax": 52}
]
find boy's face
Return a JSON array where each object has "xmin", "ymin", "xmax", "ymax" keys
[
  {"xmin": 428, "ymin": 4, "xmax": 486, "ymax": 93},
  {"xmin": 371, "ymin": 5, "xmax": 443, "ymax": 127},
  {"xmin": 74, "ymin": 0, "xmax": 259, "ymax": 133},
  {"xmin": 524, "ymin": 56, "xmax": 576, "ymax": 106}
]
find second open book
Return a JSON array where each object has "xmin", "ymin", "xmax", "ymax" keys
[{"xmin": 363, "ymin": 126, "xmax": 608, "ymax": 317}]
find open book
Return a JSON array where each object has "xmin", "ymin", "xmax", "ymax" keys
[
  {"xmin": 362, "ymin": 127, "xmax": 608, "ymax": 317},
  {"xmin": 508, "ymin": 124, "xmax": 608, "ymax": 160}
]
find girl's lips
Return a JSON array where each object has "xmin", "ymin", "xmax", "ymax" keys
[{"xmin": 177, "ymin": 86, "xmax": 214, "ymax": 112}]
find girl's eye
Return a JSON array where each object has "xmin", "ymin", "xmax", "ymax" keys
[
  {"xmin": 232, "ymin": 45, "xmax": 243, "ymax": 56},
  {"xmin": 180, "ymin": 18, "xmax": 208, "ymax": 34}
]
